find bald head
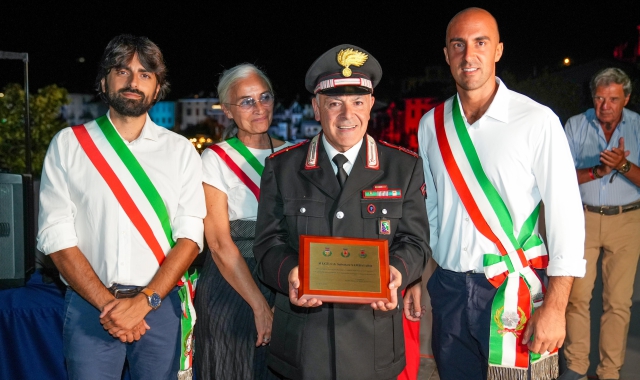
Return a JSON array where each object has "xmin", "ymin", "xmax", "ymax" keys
[
  {"xmin": 446, "ymin": 7, "xmax": 500, "ymax": 45},
  {"xmin": 443, "ymin": 7, "xmax": 503, "ymax": 96}
]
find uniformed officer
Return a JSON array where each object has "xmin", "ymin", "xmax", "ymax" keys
[{"xmin": 253, "ymin": 44, "xmax": 430, "ymax": 380}]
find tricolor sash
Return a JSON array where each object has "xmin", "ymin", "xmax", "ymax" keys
[
  {"xmin": 209, "ymin": 137, "xmax": 265, "ymax": 200},
  {"xmin": 434, "ymin": 97, "xmax": 557, "ymax": 380},
  {"xmin": 72, "ymin": 115, "xmax": 197, "ymax": 379}
]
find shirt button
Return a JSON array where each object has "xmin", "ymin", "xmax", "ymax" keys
[
  {"xmin": 463, "ymin": 247, "xmax": 467, "ymax": 251},
  {"xmin": 300, "ymin": 207, "xmax": 306, "ymax": 214},
  {"xmin": 465, "ymin": 217, "xmax": 469, "ymax": 222},
  {"xmin": 336, "ymin": 211, "xmax": 344, "ymax": 219},
  {"xmin": 382, "ymin": 209, "xmax": 388, "ymax": 215}
]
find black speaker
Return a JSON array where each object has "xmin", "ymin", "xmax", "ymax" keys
[{"xmin": 0, "ymin": 173, "xmax": 36, "ymax": 289}]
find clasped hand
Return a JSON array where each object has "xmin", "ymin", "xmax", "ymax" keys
[
  {"xmin": 99, "ymin": 296, "xmax": 151, "ymax": 343},
  {"xmin": 599, "ymin": 137, "xmax": 630, "ymax": 175}
]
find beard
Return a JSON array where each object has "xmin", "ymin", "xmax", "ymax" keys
[{"xmin": 105, "ymin": 84, "xmax": 154, "ymax": 117}]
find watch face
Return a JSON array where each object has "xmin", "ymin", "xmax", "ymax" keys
[{"xmin": 149, "ymin": 293, "xmax": 162, "ymax": 309}]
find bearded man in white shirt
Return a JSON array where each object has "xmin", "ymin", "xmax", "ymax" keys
[
  {"xmin": 37, "ymin": 34, "xmax": 205, "ymax": 379},
  {"xmin": 408, "ymin": 7, "xmax": 586, "ymax": 380}
]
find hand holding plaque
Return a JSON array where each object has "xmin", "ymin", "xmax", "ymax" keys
[{"xmin": 297, "ymin": 235, "xmax": 391, "ymax": 304}]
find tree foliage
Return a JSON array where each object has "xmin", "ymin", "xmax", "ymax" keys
[{"xmin": 0, "ymin": 83, "xmax": 69, "ymax": 175}]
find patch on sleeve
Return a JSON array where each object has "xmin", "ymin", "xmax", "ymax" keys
[{"xmin": 421, "ymin": 183, "xmax": 427, "ymax": 198}]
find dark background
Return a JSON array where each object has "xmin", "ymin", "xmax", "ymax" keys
[{"xmin": 1, "ymin": 1, "xmax": 639, "ymax": 103}]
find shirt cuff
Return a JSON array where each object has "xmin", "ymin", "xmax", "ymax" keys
[
  {"xmin": 172, "ymin": 216, "xmax": 205, "ymax": 252},
  {"xmin": 36, "ymin": 223, "xmax": 78, "ymax": 255},
  {"xmin": 546, "ymin": 258, "xmax": 586, "ymax": 278}
]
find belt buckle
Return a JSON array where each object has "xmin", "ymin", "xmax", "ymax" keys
[
  {"xmin": 113, "ymin": 288, "xmax": 123, "ymax": 299},
  {"xmin": 599, "ymin": 206, "xmax": 606, "ymax": 215}
]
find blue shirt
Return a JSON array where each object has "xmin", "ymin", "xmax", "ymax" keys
[{"xmin": 564, "ymin": 108, "xmax": 640, "ymax": 206}]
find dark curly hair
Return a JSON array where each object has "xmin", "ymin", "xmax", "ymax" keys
[{"xmin": 95, "ymin": 34, "xmax": 170, "ymax": 103}]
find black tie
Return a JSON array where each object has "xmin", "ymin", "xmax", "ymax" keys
[{"xmin": 332, "ymin": 154, "xmax": 349, "ymax": 189}]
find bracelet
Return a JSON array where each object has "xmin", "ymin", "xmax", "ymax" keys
[
  {"xmin": 618, "ymin": 160, "xmax": 631, "ymax": 174},
  {"xmin": 589, "ymin": 167, "xmax": 595, "ymax": 180},
  {"xmin": 593, "ymin": 165, "xmax": 603, "ymax": 179}
]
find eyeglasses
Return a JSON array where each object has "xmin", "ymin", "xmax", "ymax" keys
[{"xmin": 225, "ymin": 92, "xmax": 274, "ymax": 111}]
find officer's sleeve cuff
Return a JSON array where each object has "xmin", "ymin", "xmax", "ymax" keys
[
  {"xmin": 389, "ymin": 256, "xmax": 410, "ymax": 290},
  {"xmin": 277, "ymin": 255, "xmax": 299, "ymax": 294}
]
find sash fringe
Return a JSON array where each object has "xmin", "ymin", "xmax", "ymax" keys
[
  {"xmin": 487, "ymin": 366, "xmax": 527, "ymax": 380},
  {"xmin": 487, "ymin": 354, "xmax": 558, "ymax": 380},
  {"xmin": 531, "ymin": 354, "xmax": 559, "ymax": 380}
]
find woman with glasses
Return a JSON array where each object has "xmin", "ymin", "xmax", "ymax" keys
[{"xmin": 194, "ymin": 63, "xmax": 291, "ymax": 379}]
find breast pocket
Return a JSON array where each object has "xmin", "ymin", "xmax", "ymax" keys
[
  {"xmin": 360, "ymin": 200, "xmax": 403, "ymax": 239},
  {"xmin": 283, "ymin": 198, "xmax": 326, "ymax": 237}
]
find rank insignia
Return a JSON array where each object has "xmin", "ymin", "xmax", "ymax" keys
[
  {"xmin": 323, "ymin": 247, "xmax": 332, "ymax": 256},
  {"xmin": 379, "ymin": 219, "xmax": 391, "ymax": 235},
  {"xmin": 341, "ymin": 248, "xmax": 350, "ymax": 258},
  {"xmin": 359, "ymin": 249, "xmax": 367, "ymax": 258},
  {"xmin": 367, "ymin": 204, "xmax": 376, "ymax": 214}
]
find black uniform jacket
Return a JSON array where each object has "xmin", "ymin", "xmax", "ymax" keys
[{"xmin": 254, "ymin": 134, "xmax": 430, "ymax": 380}]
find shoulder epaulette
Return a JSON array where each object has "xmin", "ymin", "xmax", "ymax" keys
[
  {"xmin": 379, "ymin": 140, "xmax": 419, "ymax": 158},
  {"xmin": 269, "ymin": 140, "xmax": 309, "ymax": 159}
]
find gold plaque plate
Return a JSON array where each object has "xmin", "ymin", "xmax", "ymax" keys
[{"xmin": 298, "ymin": 235, "xmax": 390, "ymax": 304}]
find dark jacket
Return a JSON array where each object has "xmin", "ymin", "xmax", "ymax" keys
[{"xmin": 254, "ymin": 134, "xmax": 430, "ymax": 380}]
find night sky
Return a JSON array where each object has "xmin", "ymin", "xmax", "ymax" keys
[{"xmin": 1, "ymin": 1, "xmax": 639, "ymax": 103}]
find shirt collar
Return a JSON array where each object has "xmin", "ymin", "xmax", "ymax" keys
[
  {"xmin": 106, "ymin": 110, "xmax": 158, "ymax": 143},
  {"xmin": 321, "ymin": 133, "xmax": 363, "ymax": 165},
  {"xmin": 457, "ymin": 77, "xmax": 510, "ymax": 125}
]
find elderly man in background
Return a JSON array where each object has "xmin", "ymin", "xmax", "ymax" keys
[{"xmin": 561, "ymin": 67, "xmax": 640, "ymax": 380}]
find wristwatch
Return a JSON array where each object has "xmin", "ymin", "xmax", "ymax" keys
[
  {"xmin": 141, "ymin": 288, "xmax": 162, "ymax": 310},
  {"xmin": 618, "ymin": 160, "xmax": 631, "ymax": 174}
]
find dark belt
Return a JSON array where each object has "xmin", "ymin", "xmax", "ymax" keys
[
  {"xmin": 583, "ymin": 200, "xmax": 640, "ymax": 216},
  {"xmin": 108, "ymin": 284, "xmax": 144, "ymax": 299}
]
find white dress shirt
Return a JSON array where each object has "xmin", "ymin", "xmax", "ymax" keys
[
  {"xmin": 418, "ymin": 78, "xmax": 586, "ymax": 277},
  {"xmin": 37, "ymin": 112, "xmax": 206, "ymax": 287},
  {"xmin": 322, "ymin": 134, "xmax": 363, "ymax": 176}
]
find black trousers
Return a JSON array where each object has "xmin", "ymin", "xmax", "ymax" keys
[{"xmin": 428, "ymin": 266, "xmax": 496, "ymax": 380}]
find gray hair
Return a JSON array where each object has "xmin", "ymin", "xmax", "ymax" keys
[
  {"xmin": 218, "ymin": 63, "xmax": 273, "ymax": 138},
  {"xmin": 590, "ymin": 67, "xmax": 632, "ymax": 98}
]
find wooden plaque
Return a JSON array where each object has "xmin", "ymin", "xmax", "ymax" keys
[{"xmin": 298, "ymin": 235, "xmax": 390, "ymax": 304}]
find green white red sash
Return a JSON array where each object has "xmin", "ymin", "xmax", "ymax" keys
[
  {"xmin": 209, "ymin": 137, "xmax": 264, "ymax": 200},
  {"xmin": 434, "ymin": 97, "xmax": 557, "ymax": 380},
  {"xmin": 72, "ymin": 115, "xmax": 197, "ymax": 378}
]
